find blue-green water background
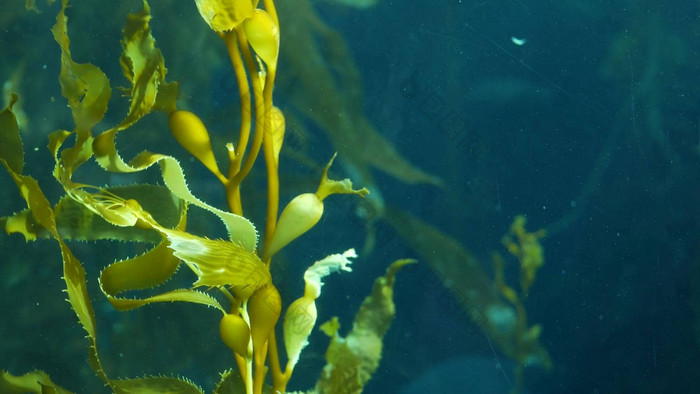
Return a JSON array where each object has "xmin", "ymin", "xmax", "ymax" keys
[{"xmin": 1, "ymin": 0, "xmax": 699, "ymax": 393}]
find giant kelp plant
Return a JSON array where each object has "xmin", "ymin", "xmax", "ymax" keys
[{"xmin": 0, "ymin": 0, "xmax": 413, "ymax": 393}]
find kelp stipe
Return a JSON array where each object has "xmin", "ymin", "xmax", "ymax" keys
[{"xmin": 0, "ymin": 1, "xmax": 411, "ymax": 393}]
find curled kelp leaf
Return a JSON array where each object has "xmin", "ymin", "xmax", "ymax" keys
[
  {"xmin": 51, "ymin": 0, "xmax": 109, "ymax": 179},
  {"xmin": 0, "ymin": 93, "xmax": 22, "ymax": 174},
  {"xmin": 1, "ymin": 184, "xmax": 183, "ymax": 243},
  {"xmin": 91, "ymin": 138, "xmax": 259, "ymax": 250},
  {"xmin": 52, "ymin": 0, "xmax": 110, "ymax": 132},
  {"xmin": 98, "ymin": 230, "xmax": 228, "ymax": 313},
  {"xmin": 315, "ymin": 259, "xmax": 414, "ymax": 394},
  {"xmin": 0, "ymin": 152, "xmax": 110, "ymax": 386},
  {"xmin": 120, "ymin": 0, "xmax": 178, "ymax": 123},
  {"xmin": 1, "ymin": 92, "xmax": 224, "ymax": 392},
  {"xmin": 284, "ymin": 249, "xmax": 356, "ymax": 372},
  {"xmin": 60, "ymin": 185, "xmax": 270, "ymax": 292},
  {"xmin": 52, "ymin": 0, "xmax": 254, "ymax": 250},
  {"xmin": 50, "ymin": 0, "xmax": 257, "ymax": 250},
  {"xmin": 54, "ymin": 184, "xmax": 183, "ymax": 242}
]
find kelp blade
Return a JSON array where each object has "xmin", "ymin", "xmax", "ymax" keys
[{"xmin": 315, "ymin": 259, "xmax": 414, "ymax": 393}]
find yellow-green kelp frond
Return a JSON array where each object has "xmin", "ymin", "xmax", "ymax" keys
[
  {"xmin": 109, "ymin": 375, "xmax": 204, "ymax": 394},
  {"xmin": 53, "ymin": 184, "xmax": 184, "ymax": 242},
  {"xmin": 119, "ymin": 0, "xmax": 179, "ymax": 123},
  {"xmin": 314, "ymin": 259, "xmax": 414, "ymax": 394},
  {"xmin": 284, "ymin": 249, "xmax": 357, "ymax": 373},
  {"xmin": 0, "ymin": 94, "xmax": 22, "ymax": 174},
  {"xmin": 1, "ymin": 95, "xmax": 222, "ymax": 390},
  {"xmin": 1, "ymin": 99, "xmax": 110, "ymax": 385},
  {"xmin": 501, "ymin": 215, "xmax": 546, "ymax": 296},
  {"xmin": 161, "ymin": 228, "xmax": 271, "ymax": 290},
  {"xmin": 1, "ymin": 184, "xmax": 183, "ymax": 243},
  {"xmin": 52, "ymin": 0, "xmax": 110, "ymax": 134}
]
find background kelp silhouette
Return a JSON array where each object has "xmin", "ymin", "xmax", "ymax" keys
[{"xmin": 0, "ymin": 0, "xmax": 551, "ymax": 393}]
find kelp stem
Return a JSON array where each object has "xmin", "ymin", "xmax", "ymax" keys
[
  {"xmin": 230, "ymin": 29, "xmax": 266, "ymax": 188},
  {"xmin": 221, "ymin": 31, "xmax": 252, "ymax": 178},
  {"xmin": 268, "ymin": 330, "xmax": 289, "ymax": 391},
  {"xmin": 262, "ymin": 68, "xmax": 279, "ymax": 263}
]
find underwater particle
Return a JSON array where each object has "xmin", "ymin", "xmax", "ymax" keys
[{"xmin": 511, "ymin": 36, "xmax": 527, "ymax": 46}]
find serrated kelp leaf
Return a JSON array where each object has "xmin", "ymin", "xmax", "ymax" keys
[
  {"xmin": 0, "ymin": 370, "xmax": 72, "ymax": 394},
  {"xmin": 213, "ymin": 369, "xmax": 275, "ymax": 394},
  {"xmin": 1, "ymin": 184, "xmax": 182, "ymax": 243},
  {"xmin": 110, "ymin": 376, "xmax": 204, "ymax": 394},
  {"xmin": 53, "ymin": 178, "xmax": 263, "ymax": 303},
  {"xmin": 50, "ymin": 0, "xmax": 109, "ymax": 180},
  {"xmin": 161, "ymin": 229, "xmax": 271, "ymax": 289},
  {"xmin": 2, "ymin": 209, "xmax": 42, "ymax": 241},
  {"xmin": 0, "ymin": 163, "xmax": 110, "ymax": 385},
  {"xmin": 52, "ymin": 0, "xmax": 110, "ymax": 133},
  {"xmin": 53, "ymin": 195, "xmax": 160, "ymax": 242},
  {"xmin": 99, "ymin": 238, "xmax": 225, "ymax": 313},
  {"xmin": 2, "ymin": 169, "xmax": 57, "ymax": 237},
  {"xmin": 96, "ymin": 206, "xmax": 226, "ymax": 312},
  {"xmin": 105, "ymin": 287, "xmax": 225, "ymax": 312},
  {"xmin": 0, "ymin": 94, "xmax": 23, "ymax": 174},
  {"xmin": 87, "ymin": 1, "xmax": 255, "ymax": 250},
  {"xmin": 213, "ymin": 369, "xmax": 246, "ymax": 394},
  {"xmin": 92, "ymin": 135, "xmax": 258, "ymax": 250},
  {"xmin": 99, "ymin": 240, "xmax": 181, "ymax": 297},
  {"xmin": 119, "ymin": 0, "xmax": 178, "ymax": 126},
  {"xmin": 315, "ymin": 259, "xmax": 413, "ymax": 394},
  {"xmin": 89, "ymin": 0, "xmax": 178, "ymax": 172},
  {"xmin": 58, "ymin": 218, "xmax": 108, "ymax": 383},
  {"xmin": 54, "ymin": 184, "xmax": 184, "ymax": 242}
]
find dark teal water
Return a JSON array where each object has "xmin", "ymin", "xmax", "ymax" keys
[{"xmin": 1, "ymin": 1, "xmax": 699, "ymax": 393}]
